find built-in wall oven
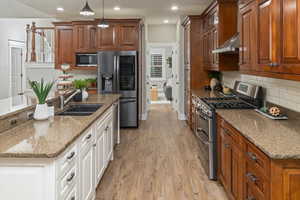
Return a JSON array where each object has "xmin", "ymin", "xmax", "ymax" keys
[{"xmin": 194, "ymin": 98, "xmax": 217, "ymax": 180}]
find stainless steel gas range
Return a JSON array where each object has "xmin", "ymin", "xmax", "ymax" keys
[{"xmin": 193, "ymin": 81, "xmax": 263, "ymax": 180}]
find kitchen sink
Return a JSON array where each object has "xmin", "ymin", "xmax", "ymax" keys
[{"xmin": 57, "ymin": 104, "xmax": 103, "ymax": 116}]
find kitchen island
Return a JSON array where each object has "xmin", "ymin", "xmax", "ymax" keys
[{"xmin": 0, "ymin": 94, "xmax": 120, "ymax": 200}]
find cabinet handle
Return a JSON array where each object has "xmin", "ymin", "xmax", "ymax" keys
[
  {"xmin": 246, "ymin": 196, "xmax": 256, "ymax": 200},
  {"xmin": 70, "ymin": 197, "xmax": 75, "ymax": 200},
  {"xmin": 105, "ymin": 126, "xmax": 109, "ymax": 131},
  {"xmin": 246, "ymin": 172, "xmax": 258, "ymax": 183},
  {"xmin": 247, "ymin": 152, "xmax": 257, "ymax": 162},
  {"xmin": 93, "ymin": 143, "xmax": 96, "ymax": 147},
  {"xmin": 224, "ymin": 143, "xmax": 230, "ymax": 148},
  {"xmin": 67, "ymin": 172, "xmax": 75, "ymax": 182},
  {"xmin": 66, "ymin": 152, "xmax": 75, "ymax": 160},
  {"xmin": 85, "ymin": 134, "xmax": 92, "ymax": 140}
]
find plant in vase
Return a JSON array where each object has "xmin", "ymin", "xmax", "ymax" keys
[
  {"xmin": 28, "ymin": 79, "xmax": 55, "ymax": 120},
  {"xmin": 73, "ymin": 79, "xmax": 88, "ymax": 101}
]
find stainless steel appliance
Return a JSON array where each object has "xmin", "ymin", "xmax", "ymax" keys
[
  {"xmin": 76, "ymin": 53, "xmax": 97, "ymax": 66},
  {"xmin": 194, "ymin": 81, "xmax": 263, "ymax": 180},
  {"xmin": 97, "ymin": 51, "xmax": 138, "ymax": 128}
]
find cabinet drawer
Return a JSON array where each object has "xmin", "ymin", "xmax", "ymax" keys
[
  {"xmin": 63, "ymin": 186, "xmax": 77, "ymax": 200},
  {"xmin": 245, "ymin": 140, "xmax": 270, "ymax": 176},
  {"xmin": 60, "ymin": 166, "xmax": 77, "ymax": 198},
  {"xmin": 79, "ymin": 127, "xmax": 94, "ymax": 151},
  {"xmin": 245, "ymin": 163, "xmax": 270, "ymax": 199},
  {"xmin": 245, "ymin": 181, "xmax": 265, "ymax": 200},
  {"xmin": 219, "ymin": 120, "xmax": 241, "ymax": 146},
  {"xmin": 57, "ymin": 144, "xmax": 78, "ymax": 178}
]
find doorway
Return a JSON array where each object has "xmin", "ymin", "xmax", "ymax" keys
[
  {"xmin": 145, "ymin": 43, "xmax": 180, "ymax": 114},
  {"xmin": 8, "ymin": 40, "xmax": 26, "ymax": 111}
]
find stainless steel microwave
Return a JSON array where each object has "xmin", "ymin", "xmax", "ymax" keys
[{"xmin": 76, "ymin": 54, "xmax": 97, "ymax": 66}]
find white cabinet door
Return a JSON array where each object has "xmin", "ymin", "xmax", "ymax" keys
[
  {"xmin": 95, "ymin": 120, "xmax": 106, "ymax": 186},
  {"xmin": 80, "ymin": 143, "xmax": 94, "ymax": 200},
  {"xmin": 105, "ymin": 117, "xmax": 114, "ymax": 163}
]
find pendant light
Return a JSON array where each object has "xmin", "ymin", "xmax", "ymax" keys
[
  {"xmin": 98, "ymin": 0, "xmax": 109, "ymax": 28},
  {"xmin": 80, "ymin": 1, "xmax": 95, "ymax": 16}
]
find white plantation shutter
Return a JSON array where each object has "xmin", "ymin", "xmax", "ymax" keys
[{"xmin": 150, "ymin": 53, "xmax": 163, "ymax": 78}]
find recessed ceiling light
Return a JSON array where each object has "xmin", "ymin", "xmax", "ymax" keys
[
  {"xmin": 164, "ymin": 20, "xmax": 169, "ymax": 24},
  {"xmin": 171, "ymin": 5, "xmax": 179, "ymax": 11},
  {"xmin": 56, "ymin": 7, "xmax": 64, "ymax": 12},
  {"xmin": 114, "ymin": 6, "xmax": 120, "ymax": 11}
]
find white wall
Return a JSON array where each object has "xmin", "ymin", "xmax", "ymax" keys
[
  {"xmin": 0, "ymin": 18, "xmax": 54, "ymax": 99},
  {"xmin": 223, "ymin": 72, "xmax": 300, "ymax": 112},
  {"xmin": 147, "ymin": 24, "xmax": 177, "ymax": 43}
]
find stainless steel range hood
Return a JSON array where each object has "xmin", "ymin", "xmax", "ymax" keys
[{"xmin": 212, "ymin": 33, "xmax": 239, "ymax": 54}]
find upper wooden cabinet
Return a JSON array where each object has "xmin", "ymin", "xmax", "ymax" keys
[
  {"xmin": 54, "ymin": 23, "xmax": 75, "ymax": 69},
  {"xmin": 201, "ymin": 0, "xmax": 239, "ymax": 71},
  {"xmin": 53, "ymin": 19, "xmax": 141, "ymax": 70},
  {"xmin": 73, "ymin": 23, "xmax": 97, "ymax": 52},
  {"xmin": 239, "ymin": 0, "xmax": 300, "ymax": 81},
  {"xmin": 97, "ymin": 23, "xmax": 119, "ymax": 50}
]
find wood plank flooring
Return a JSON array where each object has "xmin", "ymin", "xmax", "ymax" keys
[{"xmin": 96, "ymin": 104, "xmax": 228, "ymax": 200}]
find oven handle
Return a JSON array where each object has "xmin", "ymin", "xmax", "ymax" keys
[{"xmin": 195, "ymin": 128, "xmax": 210, "ymax": 145}]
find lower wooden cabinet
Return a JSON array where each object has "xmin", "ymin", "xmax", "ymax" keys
[{"xmin": 217, "ymin": 115, "xmax": 300, "ymax": 200}]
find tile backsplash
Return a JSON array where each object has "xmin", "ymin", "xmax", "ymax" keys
[{"xmin": 222, "ymin": 72, "xmax": 300, "ymax": 112}]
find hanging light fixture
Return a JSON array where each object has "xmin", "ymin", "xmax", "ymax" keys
[
  {"xmin": 80, "ymin": 1, "xmax": 95, "ymax": 16},
  {"xmin": 98, "ymin": 0, "xmax": 109, "ymax": 28}
]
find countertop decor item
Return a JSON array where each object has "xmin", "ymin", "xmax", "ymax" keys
[
  {"xmin": 208, "ymin": 71, "xmax": 221, "ymax": 91},
  {"xmin": 255, "ymin": 107, "xmax": 288, "ymax": 120},
  {"xmin": 73, "ymin": 79, "xmax": 88, "ymax": 101},
  {"xmin": 28, "ymin": 78, "xmax": 55, "ymax": 120}
]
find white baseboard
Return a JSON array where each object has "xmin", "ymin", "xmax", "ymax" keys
[
  {"xmin": 178, "ymin": 113, "xmax": 186, "ymax": 120},
  {"xmin": 141, "ymin": 113, "xmax": 148, "ymax": 120}
]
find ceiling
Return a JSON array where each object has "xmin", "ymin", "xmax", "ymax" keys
[{"xmin": 9, "ymin": 0, "xmax": 213, "ymax": 24}]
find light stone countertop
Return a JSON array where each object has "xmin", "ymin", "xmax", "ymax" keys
[
  {"xmin": 0, "ymin": 94, "xmax": 121, "ymax": 158},
  {"xmin": 192, "ymin": 89, "xmax": 300, "ymax": 159}
]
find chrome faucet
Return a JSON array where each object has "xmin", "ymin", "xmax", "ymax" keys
[{"xmin": 60, "ymin": 90, "xmax": 81, "ymax": 110}]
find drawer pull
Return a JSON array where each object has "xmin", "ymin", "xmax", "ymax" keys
[
  {"xmin": 224, "ymin": 143, "xmax": 230, "ymax": 148},
  {"xmin": 246, "ymin": 197, "xmax": 256, "ymax": 200},
  {"xmin": 85, "ymin": 134, "xmax": 92, "ymax": 140},
  {"xmin": 70, "ymin": 197, "xmax": 75, "ymax": 200},
  {"xmin": 67, "ymin": 172, "xmax": 75, "ymax": 182},
  {"xmin": 66, "ymin": 152, "xmax": 75, "ymax": 160},
  {"xmin": 247, "ymin": 152, "xmax": 257, "ymax": 162},
  {"xmin": 246, "ymin": 172, "xmax": 258, "ymax": 183},
  {"xmin": 105, "ymin": 126, "xmax": 109, "ymax": 131}
]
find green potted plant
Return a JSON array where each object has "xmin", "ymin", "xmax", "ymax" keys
[
  {"xmin": 73, "ymin": 79, "xmax": 88, "ymax": 101},
  {"xmin": 28, "ymin": 78, "xmax": 55, "ymax": 120}
]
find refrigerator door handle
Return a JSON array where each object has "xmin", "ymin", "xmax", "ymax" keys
[{"xmin": 116, "ymin": 55, "xmax": 120, "ymax": 92}]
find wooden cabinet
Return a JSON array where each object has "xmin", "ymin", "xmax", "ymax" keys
[
  {"xmin": 218, "ymin": 123, "xmax": 243, "ymax": 200},
  {"xmin": 239, "ymin": 0, "xmax": 300, "ymax": 81},
  {"xmin": 239, "ymin": 0, "xmax": 257, "ymax": 71},
  {"xmin": 97, "ymin": 23, "xmax": 119, "ymax": 50},
  {"xmin": 54, "ymin": 19, "xmax": 140, "ymax": 71},
  {"xmin": 182, "ymin": 16, "xmax": 209, "ymax": 127},
  {"xmin": 73, "ymin": 24, "xmax": 97, "ymax": 52},
  {"xmin": 118, "ymin": 23, "xmax": 139, "ymax": 50},
  {"xmin": 54, "ymin": 23, "xmax": 74, "ymax": 69},
  {"xmin": 200, "ymin": 0, "xmax": 239, "ymax": 71},
  {"xmin": 218, "ymin": 115, "xmax": 300, "ymax": 200}
]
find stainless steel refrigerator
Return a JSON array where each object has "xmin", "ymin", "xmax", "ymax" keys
[{"xmin": 97, "ymin": 51, "xmax": 138, "ymax": 128}]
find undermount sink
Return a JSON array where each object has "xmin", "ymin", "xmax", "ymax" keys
[{"xmin": 57, "ymin": 104, "xmax": 103, "ymax": 116}]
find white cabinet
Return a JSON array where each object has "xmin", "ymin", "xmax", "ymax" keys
[
  {"xmin": 95, "ymin": 120, "xmax": 106, "ymax": 186},
  {"xmin": 79, "ymin": 128, "xmax": 95, "ymax": 200},
  {"xmin": 0, "ymin": 104, "xmax": 115, "ymax": 200}
]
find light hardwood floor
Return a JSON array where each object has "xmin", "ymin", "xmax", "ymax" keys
[{"xmin": 96, "ymin": 104, "xmax": 228, "ymax": 200}]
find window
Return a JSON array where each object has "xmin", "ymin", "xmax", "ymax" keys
[{"xmin": 150, "ymin": 54, "xmax": 163, "ymax": 78}]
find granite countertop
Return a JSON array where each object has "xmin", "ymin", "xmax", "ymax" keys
[
  {"xmin": 191, "ymin": 89, "xmax": 300, "ymax": 159},
  {"xmin": 0, "ymin": 94, "xmax": 121, "ymax": 158}
]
